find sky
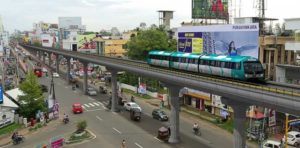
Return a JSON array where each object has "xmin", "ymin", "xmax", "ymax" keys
[{"xmin": 0, "ymin": 0, "xmax": 300, "ymax": 33}]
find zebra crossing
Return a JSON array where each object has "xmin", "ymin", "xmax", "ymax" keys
[{"xmin": 82, "ymin": 101, "xmax": 104, "ymax": 111}]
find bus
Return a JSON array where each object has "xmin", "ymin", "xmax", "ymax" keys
[{"xmin": 33, "ymin": 67, "xmax": 42, "ymax": 77}]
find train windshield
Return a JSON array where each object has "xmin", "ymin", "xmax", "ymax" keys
[{"xmin": 243, "ymin": 61, "xmax": 263, "ymax": 74}]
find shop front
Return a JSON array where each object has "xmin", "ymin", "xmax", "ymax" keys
[{"xmin": 183, "ymin": 89, "xmax": 210, "ymax": 111}]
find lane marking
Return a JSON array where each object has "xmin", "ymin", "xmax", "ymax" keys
[
  {"xmin": 154, "ymin": 137, "xmax": 162, "ymax": 142},
  {"xmin": 65, "ymin": 86, "xmax": 68, "ymax": 89},
  {"xmin": 85, "ymin": 108, "xmax": 104, "ymax": 112},
  {"xmin": 82, "ymin": 106, "xmax": 86, "ymax": 109},
  {"xmin": 134, "ymin": 142, "xmax": 143, "ymax": 148},
  {"xmin": 93, "ymin": 102, "xmax": 100, "ymax": 106},
  {"xmin": 112, "ymin": 128, "xmax": 122, "ymax": 134},
  {"xmin": 96, "ymin": 116, "xmax": 103, "ymax": 121},
  {"xmin": 84, "ymin": 104, "xmax": 90, "ymax": 108},
  {"xmin": 88, "ymin": 97, "xmax": 93, "ymax": 100},
  {"xmin": 88, "ymin": 103, "xmax": 95, "ymax": 107}
]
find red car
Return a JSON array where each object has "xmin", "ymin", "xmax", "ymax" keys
[{"xmin": 72, "ymin": 104, "xmax": 83, "ymax": 114}]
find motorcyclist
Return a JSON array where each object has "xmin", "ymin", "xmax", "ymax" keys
[
  {"xmin": 193, "ymin": 123, "xmax": 199, "ymax": 133},
  {"xmin": 11, "ymin": 132, "xmax": 23, "ymax": 143},
  {"xmin": 63, "ymin": 113, "xmax": 69, "ymax": 123}
]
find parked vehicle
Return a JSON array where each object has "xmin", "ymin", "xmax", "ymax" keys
[
  {"xmin": 130, "ymin": 108, "xmax": 141, "ymax": 121},
  {"xmin": 87, "ymin": 87, "xmax": 97, "ymax": 96},
  {"xmin": 124, "ymin": 102, "xmax": 142, "ymax": 112},
  {"xmin": 262, "ymin": 140, "xmax": 282, "ymax": 148},
  {"xmin": 53, "ymin": 72, "xmax": 60, "ymax": 78},
  {"xmin": 72, "ymin": 104, "xmax": 83, "ymax": 114},
  {"xmin": 282, "ymin": 131, "xmax": 300, "ymax": 147},
  {"xmin": 152, "ymin": 109, "xmax": 168, "ymax": 121}
]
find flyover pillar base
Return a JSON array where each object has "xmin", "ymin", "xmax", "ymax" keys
[
  {"xmin": 82, "ymin": 62, "xmax": 88, "ymax": 95},
  {"xmin": 66, "ymin": 57, "xmax": 71, "ymax": 84},
  {"xmin": 222, "ymin": 97, "xmax": 249, "ymax": 148},
  {"xmin": 165, "ymin": 84, "xmax": 181, "ymax": 144},
  {"xmin": 108, "ymin": 68, "xmax": 118, "ymax": 112}
]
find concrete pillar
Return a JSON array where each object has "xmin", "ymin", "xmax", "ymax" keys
[
  {"xmin": 83, "ymin": 62, "xmax": 88, "ymax": 95},
  {"xmin": 66, "ymin": 57, "xmax": 71, "ymax": 84},
  {"xmin": 280, "ymin": 45, "xmax": 285, "ymax": 64},
  {"xmin": 221, "ymin": 98, "xmax": 249, "ymax": 148},
  {"xmin": 287, "ymin": 50, "xmax": 292, "ymax": 65},
  {"xmin": 43, "ymin": 52, "xmax": 46, "ymax": 63},
  {"xmin": 109, "ymin": 69, "xmax": 118, "ymax": 112},
  {"xmin": 49, "ymin": 53, "xmax": 52, "ymax": 67},
  {"xmin": 166, "ymin": 84, "xmax": 181, "ymax": 144},
  {"xmin": 56, "ymin": 55, "xmax": 59, "ymax": 73},
  {"xmin": 259, "ymin": 45, "xmax": 264, "ymax": 63}
]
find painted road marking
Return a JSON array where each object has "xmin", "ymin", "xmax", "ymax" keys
[
  {"xmin": 93, "ymin": 102, "xmax": 100, "ymax": 106},
  {"xmin": 112, "ymin": 128, "xmax": 122, "ymax": 134},
  {"xmin": 65, "ymin": 86, "xmax": 68, "ymax": 89},
  {"xmin": 88, "ymin": 97, "xmax": 93, "ymax": 100},
  {"xmin": 112, "ymin": 112, "xmax": 117, "ymax": 115},
  {"xmin": 134, "ymin": 142, "xmax": 143, "ymax": 148},
  {"xmin": 84, "ymin": 108, "xmax": 104, "ymax": 112},
  {"xmin": 82, "ymin": 106, "xmax": 86, "ymax": 109},
  {"xmin": 96, "ymin": 116, "xmax": 103, "ymax": 121},
  {"xmin": 154, "ymin": 137, "xmax": 162, "ymax": 142},
  {"xmin": 84, "ymin": 104, "xmax": 90, "ymax": 108},
  {"xmin": 88, "ymin": 103, "xmax": 95, "ymax": 107}
]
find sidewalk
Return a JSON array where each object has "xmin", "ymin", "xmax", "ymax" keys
[{"xmin": 0, "ymin": 119, "xmax": 60, "ymax": 147}]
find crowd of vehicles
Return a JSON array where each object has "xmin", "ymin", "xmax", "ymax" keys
[{"xmin": 147, "ymin": 51, "xmax": 265, "ymax": 81}]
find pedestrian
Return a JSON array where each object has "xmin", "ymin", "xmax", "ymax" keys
[{"xmin": 121, "ymin": 139, "xmax": 126, "ymax": 148}]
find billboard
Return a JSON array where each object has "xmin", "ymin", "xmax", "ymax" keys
[
  {"xmin": 192, "ymin": 0, "xmax": 229, "ymax": 20},
  {"xmin": 178, "ymin": 23, "xmax": 259, "ymax": 58},
  {"xmin": 77, "ymin": 34, "xmax": 96, "ymax": 50}
]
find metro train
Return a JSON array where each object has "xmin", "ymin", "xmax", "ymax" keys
[{"xmin": 147, "ymin": 50, "xmax": 265, "ymax": 81}]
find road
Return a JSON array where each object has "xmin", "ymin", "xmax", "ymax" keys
[{"xmin": 8, "ymin": 48, "xmax": 260, "ymax": 148}]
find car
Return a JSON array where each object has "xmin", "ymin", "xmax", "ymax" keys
[
  {"xmin": 42, "ymin": 67, "xmax": 48, "ymax": 73},
  {"xmin": 40, "ymin": 84, "xmax": 48, "ymax": 92},
  {"xmin": 72, "ymin": 104, "xmax": 83, "ymax": 114},
  {"xmin": 282, "ymin": 131, "xmax": 300, "ymax": 147},
  {"xmin": 53, "ymin": 72, "xmax": 59, "ymax": 78},
  {"xmin": 152, "ymin": 109, "xmax": 168, "ymax": 121},
  {"xmin": 124, "ymin": 102, "xmax": 142, "ymax": 112},
  {"xmin": 87, "ymin": 87, "xmax": 97, "ymax": 96},
  {"xmin": 262, "ymin": 140, "xmax": 282, "ymax": 148}
]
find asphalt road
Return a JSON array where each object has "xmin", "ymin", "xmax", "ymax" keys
[{"xmin": 10, "ymin": 50, "xmax": 260, "ymax": 148}]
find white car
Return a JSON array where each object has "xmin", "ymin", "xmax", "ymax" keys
[
  {"xmin": 282, "ymin": 131, "xmax": 300, "ymax": 147},
  {"xmin": 262, "ymin": 140, "xmax": 282, "ymax": 148},
  {"xmin": 42, "ymin": 67, "xmax": 48, "ymax": 73},
  {"xmin": 124, "ymin": 102, "xmax": 142, "ymax": 112},
  {"xmin": 53, "ymin": 72, "xmax": 60, "ymax": 78},
  {"xmin": 87, "ymin": 87, "xmax": 97, "ymax": 96}
]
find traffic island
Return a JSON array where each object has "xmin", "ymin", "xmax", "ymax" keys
[{"xmin": 64, "ymin": 129, "xmax": 96, "ymax": 144}]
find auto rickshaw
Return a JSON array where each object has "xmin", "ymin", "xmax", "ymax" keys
[
  {"xmin": 130, "ymin": 108, "xmax": 141, "ymax": 121},
  {"xmin": 157, "ymin": 126, "xmax": 170, "ymax": 141}
]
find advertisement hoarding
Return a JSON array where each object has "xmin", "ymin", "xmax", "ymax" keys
[
  {"xmin": 192, "ymin": 0, "xmax": 229, "ymax": 20},
  {"xmin": 178, "ymin": 23, "xmax": 259, "ymax": 58},
  {"xmin": 77, "ymin": 34, "xmax": 96, "ymax": 50}
]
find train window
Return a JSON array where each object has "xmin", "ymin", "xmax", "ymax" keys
[
  {"xmin": 224, "ymin": 62, "xmax": 230, "ymax": 68},
  {"xmin": 235, "ymin": 62, "xmax": 241, "ymax": 69},
  {"xmin": 210, "ymin": 60, "xmax": 216, "ymax": 67},
  {"xmin": 203, "ymin": 60, "xmax": 209, "ymax": 65},
  {"xmin": 194, "ymin": 59, "xmax": 198, "ymax": 64},
  {"xmin": 186, "ymin": 58, "xmax": 190, "ymax": 63},
  {"xmin": 216, "ymin": 61, "xmax": 221, "ymax": 67},
  {"xmin": 188, "ymin": 58, "xmax": 193, "ymax": 63},
  {"xmin": 221, "ymin": 62, "xmax": 225, "ymax": 68},
  {"xmin": 199, "ymin": 60, "xmax": 203, "ymax": 65}
]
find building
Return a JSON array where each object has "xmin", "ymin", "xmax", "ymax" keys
[
  {"xmin": 0, "ymin": 95, "xmax": 18, "ymax": 128},
  {"xmin": 58, "ymin": 17, "xmax": 85, "ymax": 33},
  {"xmin": 104, "ymin": 39, "xmax": 128, "ymax": 57}
]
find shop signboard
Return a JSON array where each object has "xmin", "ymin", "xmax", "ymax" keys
[
  {"xmin": 268, "ymin": 109, "xmax": 276, "ymax": 127},
  {"xmin": 138, "ymin": 83, "xmax": 147, "ymax": 94},
  {"xmin": 177, "ymin": 23, "xmax": 259, "ymax": 58}
]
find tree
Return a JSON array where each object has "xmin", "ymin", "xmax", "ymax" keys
[
  {"xmin": 126, "ymin": 28, "xmax": 173, "ymax": 61},
  {"xmin": 18, "ymin": 71, "xmax": 46, "ymax": 118},
  {"xmin": 76, "ymin": 120, "xmax": 87, "ymax": 133}
]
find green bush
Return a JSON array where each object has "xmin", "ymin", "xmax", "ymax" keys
[{"xmin": 76, "ymin": 120, "xmax": 87, "ymax": 133}]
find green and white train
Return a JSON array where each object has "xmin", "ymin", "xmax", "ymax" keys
[{"xmin": 147, "ymin": 50, "xmax": 265, "ymax": 81}]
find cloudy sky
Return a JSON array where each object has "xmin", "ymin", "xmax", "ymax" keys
[{"xmin": 0, "ymin": 0, "xmax": 300, "ymax": 33}]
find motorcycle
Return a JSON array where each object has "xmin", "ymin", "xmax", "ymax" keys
[
  {"xmin": 193, "ymin": 127, "xmax": 200, "ymax": 136},
  {"xmin": 63, "ymin": 117, "xmax": 69, "ymax": 124},
  {"xmin": 12, "ymin": 135, "xmax": 25, "ymax": 145}
]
